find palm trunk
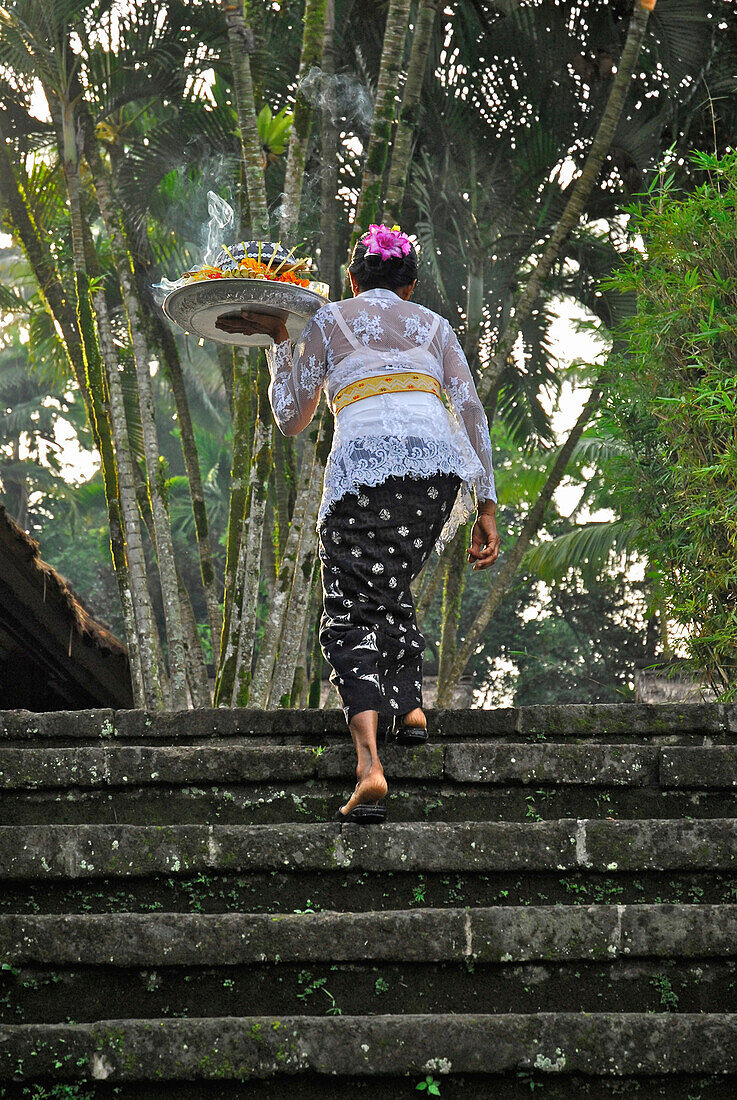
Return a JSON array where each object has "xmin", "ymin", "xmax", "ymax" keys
[
  {"xmin": 249, "ymin": 405, "xmax": 329, "ymax": 707},
  {"xmin": 105, "ymin": 135, "xmax": 218, "ymax": 683},
  {"xmin": 319, "ymin": 0, "xmax": 340, "ymax": 296},
  {"xmin": 266, "ymin": 412, "xmax": 329, "ymax": 707},
  {"xmin": 272, "ymin": 431, "xmax": 291, "ymax": 561},
  {"xmin": 215, "ymin": 347, "xmax": 253, "ymax": 703},
  {"xmin": 383, "ymin": 0, "xmax": 441, "ymax": 224},
  {"xmin": 83, "ymin": 140, "xmax": 189, "ymax": 708},
  {"xmin": 177, "ymin": 565, "xmax": 212, "ymax": 707},
  {"xmin": 307, "ymin": 591, "xmax": 323, "ymax": 708},
  {"xmin": 280, "ymin": 0, "xmax": 327, "ymax": 240},
  {"xmin": 93, "ymin": 287, "xmax": 165, "ymax": 710},
  {"xmin": 443, "ymin": 381, "xmax": 603, "ymax": 692},
  {"xmin": 435, "ymin": 527, "xmax": 468, "ymax": 706},
  {"xmin": 290, "ymin": 567, "xmax": 318, "ymax": 708},
  {"xmin": 220, "ymin": 0, "xmax": 270, "ymax": 237},
  {"xmin": 52, "ymin": 98, "xmax": 141, "ymax": 705},
  {"xmin": 478, "ymin": 0, "xmax": 657, "ymax": 403},
  {"xmin": 231, "ymin": 361, "xmax": 274, "ymax": 707},
  {"xmin": 346, "ymin": 0, "xmax": 412, "ymax": 286}
]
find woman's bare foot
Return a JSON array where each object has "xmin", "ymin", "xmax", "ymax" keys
[
  {"xmin": 339, "ymin": 763, "xmax": 388, "ymax": 816},
  {"xmin": 340, "ymin": 710, "xmax": 389, "ymax": 816}
]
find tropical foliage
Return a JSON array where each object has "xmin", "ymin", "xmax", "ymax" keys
[
  {"xmin": 0, "ymin": 0, "xmax": 734, "ymax": 708},
  {"xmin": 604, "ymin": 150, "xmax": 737, "ymax": 695}
]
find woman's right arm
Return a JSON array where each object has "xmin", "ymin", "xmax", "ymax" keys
[{"xmin": 265, "ymin": 310, "xmax": 330, "ymax": 436}]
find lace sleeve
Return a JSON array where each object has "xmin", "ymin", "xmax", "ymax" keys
[
  {"xmin": 442, "ymin": 322, "xmax": 497, "ymax": 502},
  {"xmin": 265, "ymin": 310, "xmax": 329, "ymax": 435}
]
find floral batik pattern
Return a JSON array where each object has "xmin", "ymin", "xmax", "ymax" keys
[{"xmin": 318, "ymin": 471, "xmax": 461, "ymax": 722}]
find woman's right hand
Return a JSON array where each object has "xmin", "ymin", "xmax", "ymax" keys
[
  {"xmin": 215, "ymin": 309, "xmax": 289, "ymax": 343},
  {"xmin": 468, "ymin": 513, "xmax": 501, "ymax": 570}
]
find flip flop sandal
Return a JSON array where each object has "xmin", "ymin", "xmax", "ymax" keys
[
  {"xmin": 334, "ymin": 803, "xmax": 387, "ymax": 825},
  {"xmin": 391, "ymin": 717, "xmax": 428, "ymax": 745}
]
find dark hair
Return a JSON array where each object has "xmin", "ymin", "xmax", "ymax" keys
[{"xmin": 348, "ymin": 236, "xmax": 419, "ymax": 291}]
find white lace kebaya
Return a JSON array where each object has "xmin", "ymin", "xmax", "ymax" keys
[{"xmin": 265, "ymin": 287, "xmax": 496, "ymax": 552}]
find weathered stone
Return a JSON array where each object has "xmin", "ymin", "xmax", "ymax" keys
[
  {"xmin": 660, "ymin": 746, "xmax": 737, "ymax": 788},
  {"xmin": 111, "ymin": 708, "xmax": 347, "ymax": 741},
  {"xmin": 316, "ymin": 743, "xmax": 445, "ymax": 779},
  {"xmin": 445, "ymin": 743, "xmax": 658, "ymax": 785},
  {"xmin": 0, "ymin": 745, "xmax": 318, "ymax": 790},
  {"xmin": 0, "ymin": 909, "xmax": 468, "ymax": 965},
  {"xmin": 9, "ymin": 904, "xmax": 733, "ymax": 968},
  {"xmin": 584, "ymin": 817, "xmax": 737, "ymax": 871},
  {"xmin": 2, "ymin": 1013, "xmax": 737, "ymax": 1080},
  {"xmin": 0, "ymin": 709, "xmax": 115, "ymax": 741},
  {"xmin": 619, "ymin": 903, "xmax": 737, "ymax": 957},
  {"xmin": 515, "ymin": 703, "xmax": 723, "ymax": 737},
  {"xmin": 469, "ymin": 904, "xmax": 621, "ymax": 962}
]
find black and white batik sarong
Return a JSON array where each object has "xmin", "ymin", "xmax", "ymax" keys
[{"xmin": 318, "ymin": 471, "xmax": 462, "ymax": 722}]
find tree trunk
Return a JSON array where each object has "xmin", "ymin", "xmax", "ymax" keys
[
  {"xmin": 220, "ymin": 0, "xmax": 270, "ymax": 237},
  {"xmin": 307, "ymin": 585, "xmax": 323, "ymax": 708},
  {"xmin": 478, "ymin": 0, "xmax": 657, "ymax": 403},
  {"xmin": 383, "ymin": 0, "xmax": 441, "ymax": 224},
  {"xmin": 215, "ymin": 347, "xmax": 253, "ymax": 703},
  {"xmin": 93, "ymin": 286, "xmax": 165, "ymax": 710},
  {"xmin": 436, "ymin": 527, "xmax": 468, "ymax": 706},
  {"xmin": 319, "ymin": 0, "xmax": 340, "ymax": 296},
  {"xmin": 280, "ymin": 0, "xmax": 327, "ymax": 241},
  {"xmin": 443, "ymin": 381, "xmax": 603, "ymax": 692},
  {"xmin": 249, "ymin": 405, "xmax": 329, "ymax": 706},
  {"xmin": 345, "ymin": 0, "xmax": 412, "ymax": 288},
  {"xmin": 83, "ymin": 140, "xmax": 189, "ymax": 708},
  {"xmin": 53, "ymin": 97, "xmax": 142, "ymax": 706},
  {"xmin": 272, "ymin": 430, "xmax": 291, "ymax": 561},
  {"xmin": 267, "ymin": 412, "xmax": 329, "ymax": 707},
  {"xmin": 231, "ymin": 359, "xmax": 274, "ymax": 706},
  {"xmin": 177, "ymin": 565, "xmax": 212, "ymax": 708}
]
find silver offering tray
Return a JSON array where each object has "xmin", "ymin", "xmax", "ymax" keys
[{"xmin": 162, "ymin": 278, "xmax": 329, "ymax": 348}]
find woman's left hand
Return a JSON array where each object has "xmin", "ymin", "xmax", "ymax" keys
[
  {"xmin": 215, "ymin": 309, "xmax": 289, "ymax": 342},
  {"xmin": 468, "ymin": 514, "xmax": 501, "ymax": 570}
]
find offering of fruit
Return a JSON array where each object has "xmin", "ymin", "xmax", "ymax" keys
[{"xmin": 181, "ymin": 240, "xmax": 313, "ymax": 288}]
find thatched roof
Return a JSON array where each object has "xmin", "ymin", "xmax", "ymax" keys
[{"xmin": 0, "ymin": 504, "xmax": 133, "ymax": 709}]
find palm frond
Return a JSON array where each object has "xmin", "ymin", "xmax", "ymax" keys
[{"xmin": 524, "ymin": 519, "xmax": 642, "ymax": 586}]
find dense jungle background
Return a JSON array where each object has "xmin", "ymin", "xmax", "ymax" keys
[{"xmin": 0, "ymin": 0, "xmax": 735, "ymax": 710}]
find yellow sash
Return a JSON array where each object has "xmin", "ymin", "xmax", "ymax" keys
[{"xmin": 333, "ymin": 371, "xmax": 442, "ymax": 414}]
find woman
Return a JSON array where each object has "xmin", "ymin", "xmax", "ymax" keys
[{"xmin": 217, "ymin": 224, "xmax": 500, "ymax": 824}]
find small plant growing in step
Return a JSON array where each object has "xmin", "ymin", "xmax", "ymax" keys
[
  {"xmin": 651, "ymin": 973, "xmax": 679, "ymax": 1010},
  {"xmin": 409, "ymin": 877, "xmax": 427, "ymax": 906},
  {"xmin": 416, "ymin": 1075, "xmax": 441, "ymax": 1095},
  {"xmin": 375, "ymin": 976, "xmax": 389, "ymax": 995}
]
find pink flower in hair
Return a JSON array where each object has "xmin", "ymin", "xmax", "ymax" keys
[{"xmin": 363, "ymin": 223, "xmax": 412, "ymax": 261}]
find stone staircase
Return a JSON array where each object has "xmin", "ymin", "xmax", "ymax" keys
[{"xmin": 1, "ymin": 702, "xmax": 737, "ymax": 1098}]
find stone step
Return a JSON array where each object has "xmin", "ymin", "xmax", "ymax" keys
[
  {"xmin": 8, "ymin": 956, "xmax": 735, "ymax": 1023},
  {"xmin": 5, "ymin": 865, "xmax": 737, "ymax": 916},
  {"xmin": 0, "ymin": 702, "xmax": 730, "ymax": 744},
  {"xmin": 1, "ymin": 822, "xmax": 737, "ymax": 880},
  {"xmin": 2, "ymin": 820, "xmax": 736, "ymax": 882},
  {"xmin": 4, "ymin": 742, "xmax": 737, "ymax": 795},
  {"xmin": 2, "ymin": 1013, "xmax": 737, "ymax": 1082},
  {"xmin": 4, "ymin": 904, "xmax": 735, "ymax": 966},
  {"xmin": 4, "ymin": 783, "xmax": 734, "ymax": 827}
]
